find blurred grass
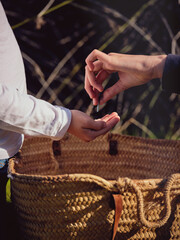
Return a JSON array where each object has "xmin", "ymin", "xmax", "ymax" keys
[
  {"xmin": 11, "ymin": 0, "xmax": 74, "ymax": 30},
  {"xmin": 2, "ymin": 0, "xmax": 180, "ymax": 141}
]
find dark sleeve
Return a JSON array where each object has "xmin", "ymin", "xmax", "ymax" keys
[{"xmin": 161, "ymin": 54, "xmax": 180, "ymax": 94}]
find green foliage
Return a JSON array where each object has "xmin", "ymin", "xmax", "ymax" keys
[{"xmin": 6, "ymin": 179, "xmax": 11, "ymax": 203}]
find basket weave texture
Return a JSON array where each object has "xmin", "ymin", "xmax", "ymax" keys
[{"xmin": 8, "ymin": 133, "xmax": 180, "ymax": 240}]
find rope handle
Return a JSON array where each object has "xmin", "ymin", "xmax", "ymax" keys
[{"xmin": 117, "ymin": 173, "xmax": 180, "ymax": 228}]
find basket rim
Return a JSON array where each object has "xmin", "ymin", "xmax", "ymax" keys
[
  {"xmin": 8, "ymin": 158, "xmax": 170, "ymax": 191},
  {"xmin": 107, "ymin": 133, "xmax": 180, "ymax": 142},
  {"xmin": 8, "ymin": 158, "xmax": 118, "ymax": 191},
  {"xmin": 24, "ymin": 133, "xmax": 180, "ymax": 145}
]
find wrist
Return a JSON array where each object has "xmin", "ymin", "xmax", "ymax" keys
[{"xmin": 152, "ymin": 55, "xmax": 167, "ymax": 79}]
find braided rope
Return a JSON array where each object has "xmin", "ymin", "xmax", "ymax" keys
[{"xmin": 117, "ymin": 173, "xmax": 180, "ymax": 228}]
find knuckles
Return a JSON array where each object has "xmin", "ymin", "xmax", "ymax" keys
[
  {"xmin": 108, "ymin": 52, "xmax": 113, "ymax": 57},
  {"xmin": 85, "ymin": 65, "xmax": 89, "ymax": 71},
  {"xmin": 92, "ymin": 49, "xmax": 98, "ymax": 56}
]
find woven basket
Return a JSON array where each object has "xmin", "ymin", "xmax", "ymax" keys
[{"xmin": 8, "ymin": 133, "xmax": 180, "ymax": 240}]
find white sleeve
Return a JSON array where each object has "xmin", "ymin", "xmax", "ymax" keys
[{"xmin": 0, "ymin": 83, "xmax": 71, "ymax": 140}]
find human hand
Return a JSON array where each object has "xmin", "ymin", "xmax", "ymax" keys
[
  {"xmin": 67, "ymin": 110, "xmax": 120, "ymax": 142},
  {"xmin": 85, "ymin": 49, "xmax": 167, "ymax": 105}
]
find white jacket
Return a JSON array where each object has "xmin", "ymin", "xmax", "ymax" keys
[{"xmin": 0, "ymin": 2, "xmax": 71, "ymax": 159}]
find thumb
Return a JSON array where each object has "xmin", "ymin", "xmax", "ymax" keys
[
  {"xmin": 100, "ymin": 80, "xmax": 125, "ymax": 104},
  {"xmin": 92, "ymin": 116, "xmax": 120, "ymax": 138},
  {"xmin": 88, "ymin": 119, "xmax": 106, "ymax": 131}
]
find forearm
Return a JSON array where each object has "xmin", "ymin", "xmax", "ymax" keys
[{"xmin": 0, "ymin": 84, "xmax": 71, "ymax": 139}]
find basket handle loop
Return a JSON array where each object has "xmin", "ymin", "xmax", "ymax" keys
[{"xmin": 117, "ymin": 173, "xmax": 180, "ymax": 228}]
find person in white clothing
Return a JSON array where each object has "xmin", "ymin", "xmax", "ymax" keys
[
  {"xmin": 0, "ymin": 3, "xmax": 120, "ymax": 239},
  {"xmin": 0, "ymin": 3, "xmax": 120, "ymax": 161}
]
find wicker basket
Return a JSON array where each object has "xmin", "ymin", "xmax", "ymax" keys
[{"xmin": 8, "ymin": 133, "xmax": 180, "ymax": 240}]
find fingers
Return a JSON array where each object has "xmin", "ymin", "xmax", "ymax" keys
[
  {"xmin": 88, "ymin": 118, "xmax": 106, "ymax": 131},
  {"xmin": 96, "ymin": 69, "xmax": 109, "ymax": 84},
  {"xmin": 93, "ymin": 60, "xmax": 103, "ymax": 72},
  {"xmin": 85, "ymin": 67, "xmax": 110, "ymax": 105},
  {"xmin": 97, "ymin": 114, "xmax": 109, "ymax": 121},
  {"xmin": 92, "ymin": 88, "xmax": 99, "ymax": 106},
  {"xmin": 85, "ymin": 49, "xmax": 117, "ymax": 106},
  {"xmin": 85, "ymin": 50, "xmax": 112, "ymax": 102},
  {"xmin": 89, "ymin": 112, "xmax": 120, "ymax": 131},
  {"xmin": 96, "ymin": 112, "xmax": 119, "ymax": 122},
  {"xmin": 85, "ymin": 66, "xmax": 104, "ymax": 93},
  {"xmin": 100, "ymin": 80, "xmax": 126, "ymax": 105},
  {"xmin": 85, "ymin": 49, "xmax": 109, "ymax": 71},
  {"xmin": 68, "ymin": 110, "xmax": 119, "ymax": 142},
  {"xmin": 84, "ymin": 69, "xmax": 95, "ymax": 99},
  {"xmin": 104, "ymin": 112, "xmax": 120, "ymax": 122},
  {"xmin": 92, "ymin": 114, "xmax": 120, "ymax": 138},
  {"xmin": 84, "ymin": 113, "xmax": 120, "ymax": 141}
]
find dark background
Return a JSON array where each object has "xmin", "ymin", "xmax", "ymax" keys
[{"xmin": 2, "ymin": 0, "xmax": 180, "ymax": 139}]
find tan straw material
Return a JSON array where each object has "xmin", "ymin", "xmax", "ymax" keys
[{"xmin": 8, "ymin": 133, "xmax": 180, "ymax": 240}]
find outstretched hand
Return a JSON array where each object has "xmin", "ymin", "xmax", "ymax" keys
[
  {"xmin": 67, "ymin": 110, "xmax": 120, "ymax": 142},
  {"xmin": 85, "ymin": 49, "xmax": 166, "ymax": 105}
]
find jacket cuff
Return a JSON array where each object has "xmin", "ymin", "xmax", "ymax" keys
[
  {"xmin": 53, "ymin": 107, "xmax": 72, "ymax": 140},
  {"xmin": 161, "ymin": 54, "xmax": 180, "ymax": 94}
]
